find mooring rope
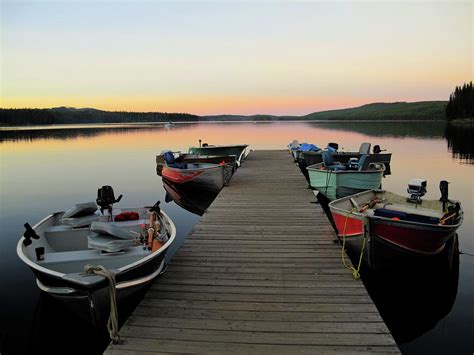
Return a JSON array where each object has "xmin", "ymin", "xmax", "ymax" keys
[
  {"xmin": 340, "ymin": 209, "xmax": 366, "ymax": 280},
  {"xmin": 84, "ymin": 264, "xmax": 122, "ymax": 344}
]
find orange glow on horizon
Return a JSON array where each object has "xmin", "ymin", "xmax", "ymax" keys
[{"xmin": 0, "ymin": 95, "xmax": 422, "ymax": 116}]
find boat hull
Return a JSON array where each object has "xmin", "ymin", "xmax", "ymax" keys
[
  {"xmin": 156, "ymin": 154, "xmax": 236, "ymax": 176},
  {"xmin": 307, "ymin": 166, "xmax": 384, "ymax": 201},
  {"xmin": 369, "ymin": 217, "xmax": 459, "ymax": 255},
  {"xmin": 162, "ymin": 164, "xmax": 231, "ymax": 192}
]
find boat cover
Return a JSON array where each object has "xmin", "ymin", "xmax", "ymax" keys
[
  {"xmin": 87, "ymin": 234, "xmax": 135, "ymax": 253},
  {"xmin": 299, "ymin": 143, "xmax": 320, "ymax": 152},
  {"xmin": 62, "ymin": 214, "xmax": 102, "ymax": 228},
  {"xmin": 90, "ymin": 221, "xmax": 137, "ymax": 240},
  {"xmin": 62, "ymin": 202, "xmax": 98, "ymax": 218}
]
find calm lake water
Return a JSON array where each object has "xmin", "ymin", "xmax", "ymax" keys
[{"xmin": 0, "ymin": 122, "xmax": 472, "ymax": 354}]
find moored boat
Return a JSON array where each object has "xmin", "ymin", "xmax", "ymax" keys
[
  {"xmin": 301, "ymin": 142, "xmax": 392, "ymax": 168},
  {"xmin": 328, "ymin": 180, "xmax": 463, "ymax": 255},
  {"xmin": 156, "ymin": 151, "xmax": 237, "ymax": 176},
  {"xmin": 162, "ymin": 162, "xmax": 233, "ymax": 192},
  {"xmin": 306, "ymin": 152, "xmax": 385, "ymax": 200},
  {"xmin": 188, "ymin": 143, "xmax": 248, "ymax": 166},
  {"xmin": 17, "ymin": 186, "xmax": 176, "ymax": 338}
]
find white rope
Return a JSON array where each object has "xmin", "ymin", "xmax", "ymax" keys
[{"xmin": 84, "ymin": 264, "xmax": 122, "ymax": 344}]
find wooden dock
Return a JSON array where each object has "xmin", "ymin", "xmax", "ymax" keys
[{"xmin": 107, "ymin": 150, "xmax": 399, "ymax": 354}]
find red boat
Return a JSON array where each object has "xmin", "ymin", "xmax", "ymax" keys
[
  {"xmin": 162, "ymin": 162, "xmax": 233, "ymax": 193},
  {"xmin": 329, "ymin": 180, "xmax": 463, "ymax": 255}
]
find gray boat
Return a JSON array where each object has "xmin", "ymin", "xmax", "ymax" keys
[
  {"xmin": 17, "ymin": 186, "xmax": 176, "ymax": 338},
  {"xmin": 156, "ymin": 151, "xmax": 237, "ymax": 176}
]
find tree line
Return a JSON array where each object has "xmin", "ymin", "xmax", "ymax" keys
[
  {"xmin": 0, "ymin": 107, "xmax": 199, "ymax": 126},
  {"xmin": 445, "ymin": 81, "xmax": 473, "ymax": 121}
]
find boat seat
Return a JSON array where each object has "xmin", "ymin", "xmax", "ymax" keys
[
  {"xmin": 62, "ymin": 213, "xmax": 103, "ymax": 228},
  {"xmin": 62, "ymin": 202, "xmax": 98, "ymax": 218},
  {"xmin": 359, "ymin": 143, "xmax": 371, "ymax": 155},
  {"xmin": 322, "ymin": 151, "xmax": 346, "ymax": 171},
  {"xmin": 358, "ymin": 154, "xmax": 371, "ymax": 171},
  {"xmin": 61, "ymin": 202, "xmax": 101, "ymax": 228},
  {"xmin": 90, "ymin": 221, "xmax": 138, "ymax": 240},
  {"xmin": 87, "ymin": 234, "xmax": 136, "ymax": 253},
  {"xmin": 164, "ymin": 151, "xmax": 185, "ymax": 168}
]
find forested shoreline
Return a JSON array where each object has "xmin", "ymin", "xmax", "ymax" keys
[
  {"xmin": 0, "ymin": 100, "xmax": 451, "ymax": 126},
  {"xmin": 0, "ymin": 107, "xmax": 199, "ymax": 126}
]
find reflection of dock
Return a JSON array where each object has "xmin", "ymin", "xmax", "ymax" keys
[{"xmin": 106, "ymin": 150, "xmax": 398, "ymax": 353}]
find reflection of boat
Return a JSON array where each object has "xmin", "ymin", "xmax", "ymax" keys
[
  {"xmin": 329, "ymin": 180, "xmax": 463, "ymax": 255},
  {"xmin": 162, "ymin": 162, "xmax": 233, "ymax": 192},
  {"xmin": 17, "ymin": 186, "xmax": 176, "ymax": 331},
  {"xmin": 156, "ymin": 152, "xmax": 236, "ymax": 176},
  {"xmin": 163, "ymin": 179, "xmax": 217, "ymax": 216},
  {"xmin": 364, "ymin": 235, "xmax": 459, "ymax": 344},
  {"xmin": 188, "ymin": 144, "xmax": 248, "ymax": 166},
  {"xmin": 306, "ymin": 152, "xmax": 385, "ymax": 200}
]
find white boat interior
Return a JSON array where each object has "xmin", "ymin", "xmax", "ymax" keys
[{"xmin": 19, "ymin": 204, "xmax": 174, "ymax": 278}]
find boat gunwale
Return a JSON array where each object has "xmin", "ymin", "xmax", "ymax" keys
[
  {"xmin": 17, "ymin": 209, "xmax": 177, "ymax": 284},
  {"xmin": 329, "ymin": 189, "xmax": 464, "ymax": 230},
  {"xmin": 306, "ymin": 162, "xmax": 385, "ymax": 174}
]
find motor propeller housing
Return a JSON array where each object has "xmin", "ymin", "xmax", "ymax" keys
[
  {"xmin": 407, "ymin": 178, "xmax": 427, "ymax": 204},
  {"xmin": 96, "ymin": 185, "xmax": 123, "ymax": 215}
]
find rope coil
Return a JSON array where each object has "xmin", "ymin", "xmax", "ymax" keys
[{"xmin": 84, "ymin": 264, "xmax": 122, "ymax": 344}]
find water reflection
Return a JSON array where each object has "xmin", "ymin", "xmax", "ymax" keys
[
  {"xmin": 0, "ymin": 124, "xmax": 189, "ymax": 143},
  {"xmin": 444, "ymin": 124, "xmax": 474, "ymax": 164},
  {"xmin": 364, "ymin": 236, "xmax": 459, "ymax": 346},
  {"xmin": 163, "ymin": 179, "xmax": 217, "ymax": 216},
  {"xmin": 26, "ymin": 285, "xmax": 151, "ymax": 355},
  {"xmin": 310, "ymin": 121, "xmax": 446, "ymax": 138}
]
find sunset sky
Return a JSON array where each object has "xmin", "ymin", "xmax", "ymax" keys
[{"xmin": 1, "ymin": 1, "xmax": 472, "ymax": 115}]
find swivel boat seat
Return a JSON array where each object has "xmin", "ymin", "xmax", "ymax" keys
[{"xmin": 322, "ymin": 151, "xmax": 346, "ymax": 171}]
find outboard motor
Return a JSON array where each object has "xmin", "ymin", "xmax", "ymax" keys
[
  {"xmin": 96, "ymin": 185, "xmax": 123, "ymax": 216},
  {"xmin": 327, "ymin": 142, "xmax": 339, "ymax": 153},
  {"xmin": 439, "ymin": 180, "xmax": 449, "ymax": 211},
  {"xmin": 407, "ymin": 178, "xmax": 427, "ymax": 204},
  {"xmin": 373, "ymin": 145, "xmax": 381, "ymax": 154}
]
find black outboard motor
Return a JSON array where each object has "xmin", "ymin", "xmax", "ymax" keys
[
  {"xmin": 439, "ymin": 180, "xmax": 449, "ymax": 211},
  {"xmin": 407, "ymin": 178, "xmax": 427, "ymax": 204},
  {"xmin": 373, "ymin": 145, "xmax": 381, "ymax": 154},
  {"xmin": 327, "ymin": 142, "xmax": 339, "ymax": 152},
  {"xmin": 96, "ymin": 185, "xmax": 123, "ymax": 216}
]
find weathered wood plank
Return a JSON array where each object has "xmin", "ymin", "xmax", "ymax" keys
[
  {"xmin": 127, "ymin": 316, "xmax": 391, "ymax": 334},
  {"xmin": 118, "ymin": 326, "xmax": 397, "ymax": 346},
  {"xmin": 145, "ymin": 290, "xmax": 374, "ymax": 304},
  {"xmin": 108, "ymin": 338, "xmax": 400, "ymax": 354}
]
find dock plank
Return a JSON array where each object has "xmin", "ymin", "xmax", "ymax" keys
[{"xmin": 106, "ymin": 150, "xmax": 398, "ymax": 353}]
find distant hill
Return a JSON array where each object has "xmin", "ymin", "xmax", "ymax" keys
[
  {"xmin": 0, "ymin": 101, "xmax": 447, "ymax": 126},
  {"xmin": 302, "ymin": 101, "xmax": 447, "ymax": 121}
]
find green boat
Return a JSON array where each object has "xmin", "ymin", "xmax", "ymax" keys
[
  {"xmin": 188, "ymin": 144, "xmax": 249, "ymax": 166},
  {"xmin": 306, "ymin": 153, "xmax": 385, "ymax": 200}
]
